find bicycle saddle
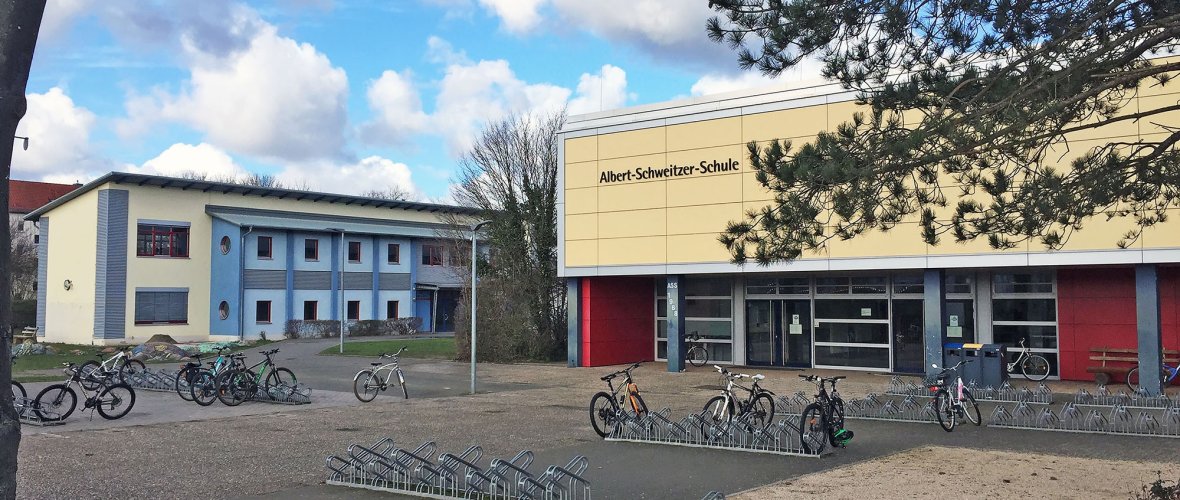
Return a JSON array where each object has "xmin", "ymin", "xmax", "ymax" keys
[
  {"xmin": 832, "ymin": 376, "xmax": 846, "ymax": 381},
  {"xmin": 752, "ymin": 374, "xmax": 765, "ymax": 381},
  {"xmin": 600, "ymin": 373, "xmax": 618, "ymax": 382},
  {"xmin": 370, "ymin": 362, "xmax": 383, "ymax": 366}
]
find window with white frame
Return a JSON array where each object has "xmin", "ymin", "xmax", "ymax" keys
[
  {"xmin": 992, "ymin": 271, "xmax": 1058, "ymax": 376},
  {"xmin": 654, "ymin": 277, "xmax": 734, "ymax": 363}
]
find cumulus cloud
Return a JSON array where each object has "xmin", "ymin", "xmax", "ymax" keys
[
  {"xmin": 118, "ymin": 14, "xmax": 350, "ymax": 163},
  {"xmin": 277, "ymin": 156, "xmax": 424, "ymax": 200},
  {"xmin": 11, "ymin": 87, "xmax": 105, "ymax": 181},
  {"xmin": 359, "ymin": 70, "xmax": 430, "ymax": 146},
  {"xmin": 567, "ymin": 64, "xmax": 630, "ymax": 114},
  {"xmin": 691, "ymin": 58, "xmax": 828, "ymax": 96},
  {"xmin": 40, "ymin": 0, "xmax": 93, "ymax": 40},
  {"xmin": 125, "ymin": 143, "xmax": 249, "ymax": 179},
  {"xmin": 478, "ymin": 0, "xmax": 547, "ymax": 33}
]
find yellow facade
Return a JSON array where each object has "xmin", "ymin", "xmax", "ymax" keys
[
  {"xmin": 42, "ymin": 188, "xmax": 100, "ymax": 344},
  {"xmin": 563, "ymin": 78, "xmax": 1180, "ymax": 269}
]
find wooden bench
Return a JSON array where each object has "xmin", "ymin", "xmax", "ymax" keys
[{"xmin": 1086, "ymin": 347, "xmax": 1180, "ymax": 385}]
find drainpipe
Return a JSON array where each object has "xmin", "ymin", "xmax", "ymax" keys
[{"xmin": 239, "ymin": 225, "xmax": 253, "ymax": 341}]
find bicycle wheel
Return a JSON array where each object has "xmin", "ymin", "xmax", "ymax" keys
[
  {"xmin": 216, "ymin": 370, "xmax": 252, "ymax": 406},
  {"xmin": 33, "ymin": 384, "xmax": 77, "ymax": 421},
  {"xmin": 799, "ymin": 403, "xmax": 828, "ymax": 454},
  {"xmin": 627, "ymin": 389, "xmax": 648, "ymax": 419},
  {"xmin": 688, "ymin": 346, "xmax": 709, "ymax": 367},
  {"xmin": 827, "ymin": 397, "xmax": 846, "ymax": 447},
  {"xmin": 590, "ymin": 391, "xmax": 620, "ymax": 438},
  {"xmin": 1126, "ymin": 367, "xmax": 1169, "ymax": 393},
  {"xmin": 11, "ymin": 381, "xmax": 25, "ymax": 401},
  {"xmin": 78, "ymin": 361, "xmax": 103, "ymax": 390},
  {"xmin": 191, "ymin": 370, "xmax": 219, "ymax": 406},
  {"xmin": 175, "ymin": 366, "xmax": 198, "ymax": 401},
  {"xmin": 353, "ymin": 370, "xmax": 380, "ymax": 402},
  {"xmin": 266, "ymin": 367, "xmax": 297, "ymax": 392},
  {"xmin": 96, "ymin": 383, "xmax": 136, "ymax": 420},
  {"xmin": 119, "ymin": 359, "xmax": 147, "ymax": 384},
  {"xmin": 749, "ymin": 393, "xmax": 775, "ymax": 430},
  {"xmin": 961, "ymin": 389, "xmax": 982, "ymax": 426},
  {"xmin": 1020, "ymin": 355, "xmax": 1051, "ymax": 381},
  {"xmin": 702, "ymin": 395, "xmax": 734, "ymax": 438},
  {"xmin": 934, "ymin": 390, "xmax": 956, "ymax": 432}
]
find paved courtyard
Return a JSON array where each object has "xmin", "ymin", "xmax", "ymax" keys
[{"xmin": 12, "ymin": 338, "xmax": 1180, "ymax": 499}]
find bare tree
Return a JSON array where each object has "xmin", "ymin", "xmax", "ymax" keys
[
  {"xmin": 178, "ymin": 170, "xmax": 284, "ymax": 188},
  {"xmin": 361, "ymin": 187, "xmax": 412, "ymax": 201},
  {"xmin": 8, "ymin": 220, "xmax": 33, "ymax": 300},
  {"xmin": 1, "ymin": 2, "xmax": 48, "ymax": 496}
]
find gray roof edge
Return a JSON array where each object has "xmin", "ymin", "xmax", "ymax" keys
[{"xmin": 203, "ymin": 204, "xmax": 466, "ymax": 232}]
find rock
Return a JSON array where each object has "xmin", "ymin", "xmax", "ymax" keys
[
  {"xmin": 145, "ymin": 334, "xmax": 179, "ymax": 344},
  {"xmin": 11, "ymin": 342, "xmax": 50, "ymax": 356},
  {"xmin": 131, "ymin": 342, "xmax": 189, "ymax": 362},
  {"xmin": 102, "ymin": 347, "xmax": 117, "ymax": 353}
]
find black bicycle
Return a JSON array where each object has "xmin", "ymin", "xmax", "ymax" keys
[
  {"xmin": 174, "ymin": 347, "xmax": 229, "ymax": 402},
  {"xmin": 215, "ymin": 349, "xmax": 296, "ymax": 406},
  {"xmin": 10, "ymin": 356, "xmax": 25, "ymax": 401},
  {"xmin": 798, "ymin": 374, "xmax": 852, "ymax": 454},
  {"xmin": 702, "ymin": 365, "xmax": 775, "ymax": 434},
  {"xmin": 589, "ymin": 363, "xmax": 648, "ymax": 438},
  {"xmin": 34, "ymin": 363, "xmax": 136, "ymax": 421}
]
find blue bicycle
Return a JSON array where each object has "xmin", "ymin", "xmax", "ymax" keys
[{"xmin": 1126, "ymin": 363, "xmax": 1179, "ymax": 393}]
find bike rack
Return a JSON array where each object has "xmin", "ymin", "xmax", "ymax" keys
[
  {"xmin": 11, "ymin": 396, "xmax": 65, "ymax": 426},
  {"xmin": 777, "ymin": 392, "xmax": 939, "ymax": 425},
  {"xmin": 885, "ymin": 376, "xmax": 1053, "ymax": 404},
  {"xmin": 1072, "ymin": 385, "xmax": 1175, "ymax": 410},
  {"xmin": 701, "ymin": 492, "xmax": 726, "ymax": 500},
  {"xmin": 988, "ymin": 401, "xmax": 1180, "ymax": 438},
  {"xmin": 121, "ymin": 368, "xmax": 312, "ymax": 404},
  {"xmin": 325, "ymin": 438, "xmax": 591, "ymax": 499},
  {"xmin": 603, "ymin": 407, "xmax": 822, "ymax": 457}
]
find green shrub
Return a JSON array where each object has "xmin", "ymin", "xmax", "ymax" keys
[{"xmin": 1136, "ymin": 473, "xmax": 1180, "ymax": 500}]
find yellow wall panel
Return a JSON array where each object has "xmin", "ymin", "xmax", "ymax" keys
[
  {"xmin": 742, "ymin": 171, "xmax": 774, "ymax": 201},
  {"xmin": 43, "ymin": 188, "xmax": 101, "ymax": 344},
  {"xmin": 742, "ymin": 105, "xmax": 828, "ymax": 143},
  {"xmin": 666, "ymin": 172, "xmax": 743, "ymax": 207},
  {"xmin": 926, "ymin": 233, "xmax": 1009, "ymax": 255},
  {"xmin": 1138, "ymin": 92, "xmax": 1180, "ymax": 136},
  {"xmin": 565, "ymin": 240, "xmax": 598, "ymax": 267},
  {"xmin": 599, "ymin": 153, "xmax": 665, "ymax": 183},
  {"xmin": 566, "ymin": 161, "xmax": 599, "ymax": 189},
  {"xmin": 598, "ymin": 181, "xmax": 666, "ymax": 212},
  {"xmin": 667, "ymin": 233, "xmax": 732, "ymax": 264},
  {"xmin": 598, "ymin": 236, "xmax": 666, "ymax": 266},
  {"xmin": 1142, "ymin": 210, "xmax": 1180, "ymax": 249},
  {"xmin": 564, "ymin": 187, "xmax": 598, "ymax": 214},
  {"xmin": 565, "ymin": 213, "xmax": 599, "ymax": 241},
  {"xmin": 598, "ymin": 127, "xmax": 666, "ymax": 159},
  {"xmin": 667, "ymin": 203, "xmax": 743, "ymax": 236},
  {"xmin": 1031, "ymin": 213, "xmax": 1139, "ymax": 252},
  {"xmin": 826, "ymin": 224, "xmax": 927, "ymax": 259},
  {"xmin": 565, "ymin": 136, "xmax": 598, "ymax": 163},
  {"xmin": 598, "ymin": 209, "xmax": 666, "ymax": 239},
  {"xmin": 1137, "ymin": 56, "xmax": 1180, "ymax": 97},
  {"xmin": 666, "ymin": 145, "xmax": 745, "ymax": 175},
  {"xmin": 825, "ymin": 101, "xmax": 868, "ymax": 132},
  {"xmin": 667, "ymin": 117, "xmax": 741, "ymax": 152}
]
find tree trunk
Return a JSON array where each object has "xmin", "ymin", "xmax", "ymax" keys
[{"xmin": 0, "ymin": 2, "xmax": 48, "ymax": 498}]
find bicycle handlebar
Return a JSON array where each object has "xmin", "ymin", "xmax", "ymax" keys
[
  {"xmin": 259, "ymin": 348, "xmax": 280, "ymax": 356},
  {"xmin": 381, "ymin": 347, "xmax": 409, "ymax": 358}
]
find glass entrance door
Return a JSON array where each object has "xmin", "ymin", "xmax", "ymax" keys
[
  {"xmin": 782, "ymin": 300, "xmax": 811, "ymax": 368},
  {"xmin": 745, "ymin": 300, "xmax": 778, "ymax": 366},
  {"xmin": 891, "ymin": 299, "xmax": 924, "ymax": 373}
]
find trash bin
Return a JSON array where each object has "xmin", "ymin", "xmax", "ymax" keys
[
  {"xmin": 980, "ymin": 343, "xmax": 1010, "ymax": 388},
  {"xmin": 941, "ymin": 343, "xmax": 965, "ymax": 376},
  {"xmin": 960, "ymin": 344, "xmax": 983, "ymax": 386}
]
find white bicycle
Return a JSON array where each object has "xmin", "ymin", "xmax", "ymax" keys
[
  {"xmin": 1007, "ymin": 338, "xmax": 1050, "ymax": 381},
  {"xmin": 352, "ymin": 347, "xmax": 408, "ymax": 402},
  {"xmin": 78, "ymin": 346, "xmax": 145, "ymax": 389}
]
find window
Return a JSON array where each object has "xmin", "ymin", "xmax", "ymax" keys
[
  {"xmin": 387, "ymin": 243, "xmax": 400, "ymax": 264},
  {"xmin": 655, "ymin": 277, "xmax": 734, "ymax": 363},
  {"xmin": 136, "ymin": 224, "xmax": 190, "ymax": 257},
  {"xmin": 134, "ymin": 290, "xmax": 188, "ymax": 325},
  {"xmin": 993, "ymin": 271, "xmax": 1059, "ymax": 376},
  {"xmin": 256, "ymin": 301, "xmax": 272, "ymax": 323},
  {"xmin": 422, "ymin": 245, "xmax": 443, "ymax": 266},
  {"xmin": 257, "ymin": 236, "xmax": 273, "ymax": 259},
  {"xmin": 347, "ymin": 300, "xmax": 361, "ymax": 320},
  {"xmin": 218, "ymin": 301, "xmax": 230, "ymax": 320},
  {"xmin": 304, "ymin": 239, "xmax": 319, "ymax": 261},
  {"xmin": 348, "ymin": 241, "xmax": 362, "ymax": 263},
  {"xmin": 219, "ymin": 236, "xmax": 231, "ymax": 255},
  {"xmin": 303, "ymin": 301, "xmax": 318, "ymax": 320},
  {"xmin": 386, "ymin": 300, "xmax": 399, "ymax": 319}
]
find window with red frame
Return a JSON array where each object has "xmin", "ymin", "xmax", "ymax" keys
[
  {"xmin": 421, "ymin": 245, "xmax": 443, "ymax": 266},
  {"xmin": 136, "ymin": 224, "xmax": 190, "ymax": 257}
]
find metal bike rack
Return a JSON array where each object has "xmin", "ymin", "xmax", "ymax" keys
[
  {"xmin": 121, "ymin": 368, "xmax": 312, "ymax": 404},
  {"xmin": 885, "ymin": 376, "xmax": 1053, "ymax": 404},
  {"xmin": 701, "ymin": 492, "xmax": 726, "ymax": 500},
  {"xmin": 778, "ymin": 391, "xmax": 938, "ymax": 425},
  {"xmin": 325, "ymin": 437, "xmax": 591, "ymax": 499},
  {"xmin": 1073, "ymin": 385, "xmax": 1174, "ymax": 410},
  {"xmin": 11, "ymin": 397, "xmax": 65, "ymax": 426},
  {"xmin": 988, "ymin": 401, "xmax": 1180, "ymax": 438},
  {"xmin": 603, "ymin": 407, "xmax": 822, "ymax": 457}
]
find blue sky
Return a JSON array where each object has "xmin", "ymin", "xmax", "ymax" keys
[{"xmin": 14, "ymin": 0, "xmax": 815, "ymax": 201}]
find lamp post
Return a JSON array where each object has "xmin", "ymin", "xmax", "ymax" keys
[
  {"xmin": 469, "ymin": 219, "xmax": 491, "ymax": 395},
  {"xmin": 327, "ymin": 227, "xmax": 346, "ymax": 354}
]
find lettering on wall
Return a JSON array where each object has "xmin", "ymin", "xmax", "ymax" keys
[{"xmin": 597, "ymin": 158, "xmax": 741, "ymax": 184}]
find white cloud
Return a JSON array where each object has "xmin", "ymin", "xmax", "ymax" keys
[
  {"xmin": 277, "ymin": 156, "xmax": 424, "ymax": 200},
  {"xmin": 126, "ymin": 143, "xmax": 248, "ymax": 179},
  {"xmin": 691, "ymin": 72, "xmax": 779, "ymax": 97},
  {"xmin": 41, "ymin": 0, "xmax": 93, "ymax": 39},
  {"xmin": 118, "ymin": 15, "xmax": 350, "ymax": 162},
  {"xmin": 568, "ymin": 64, "xmax": 630, "ymax": 115},
  {"xmin": 359, "ymin": 70, "xmax": 430, "ymax": 145},
  {"xmin": 12, "ymin": 87, "xmax": 103, "ymax": 181},
  {"xmin": 425, "ymin": 35, "xmax": 469, "ymax": 66},
  {"xmin": 478, "ymin": 0, "xmax": 547, "ymax": 33}
]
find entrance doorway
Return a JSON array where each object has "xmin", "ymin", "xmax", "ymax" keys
[{"xmin": 745, "ymin": 300, "xmax": 811, "ymax": 367}]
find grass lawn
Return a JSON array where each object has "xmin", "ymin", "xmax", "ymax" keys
[
  {"xmin": 9, "ymin": 339, "xmax": 276, "ymax": 383},
  {"xmin": 319, "ymin": 338, "xmax": 456, "ymax": 360}
]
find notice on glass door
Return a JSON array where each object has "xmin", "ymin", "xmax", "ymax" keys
[
  {"xmin": 947, "ymin": 315, "xmax": 963, "ymax": 337},
  {"xmin": 789, "ymin": 314, "xmax": 803, "ymax": 335}
]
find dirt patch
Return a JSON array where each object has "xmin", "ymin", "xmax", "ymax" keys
[{"xmin": 733, "ymin": 446, "xmax": 1179, "ymax": 499}]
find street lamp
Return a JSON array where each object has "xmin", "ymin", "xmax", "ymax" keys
[
  {"xmin": 327, "ymin": 227, "xmax": 346, "ymax": 354},
  {"xmin": 14, "ymin": 136, "xmax": 28, "ymax": 150},
  {"xmin": 469, "ymin": 219, "xmax": 492, "ymax": 395}
]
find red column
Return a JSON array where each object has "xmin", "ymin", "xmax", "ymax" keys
[
  {"xmin": 580, "ymin": 276, "xmax": 655, "ymax": 367},
  {"xmin": 1056, "ymin": 267, "xmax": 1137, "ymax": 381}
]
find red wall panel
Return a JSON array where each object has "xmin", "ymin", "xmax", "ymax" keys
[{"xmin": 580, "ymin": 276, "xmax": 655, "ymax": 367}]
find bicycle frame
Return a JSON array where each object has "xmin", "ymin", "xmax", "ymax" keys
[
  {"xmin": 604, "ymin": 370, "xmax": 642, "ymax": 414},
  {"xmin": 370, "ymin": 361, "xmax": 405, "ymax": 388},
  {"xmin": 94, "ymin": 348, "xmax": 132, "ymax": 372}
]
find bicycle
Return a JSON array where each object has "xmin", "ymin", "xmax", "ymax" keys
[
  {"xmin": 10, "ymin": 356, "xmax": 25, "ymax": 401},
  {"xmin": 215, "ymin": 349, "xmax": 296, "ymax": 406},
  {"xmin": 701, "ymin": 365, "xmax": 775, "ymax": 435},
  {"xmin": 686, "ymin": 332, "xmax": 709, "ymax": 367},
  {"xmin": 1126, "ymin": 362, "xmax": 1180, "ymax": 393},
  {"xmin": 175, "ymin": 346, "xmax": 230, "ymax": 402},
  {"xmin": 189, "ymin": 348, "xmax": 237, "ymax": 406},
  {"xmin": 589, "ymin": 363, "xmax": 648, "ymax": 438},
  {"xmin": 1007, "ymin": 338, "xmax": 1050, "ymax": 381},
  {"xmin": 33, "ymin": 363, "xmax": 136, "ymax": 421},
  {"xmin": 929, "ymin": 360, "xmax": 981, "ymax": 432},
  {"xmin": 798, "ymin": 374, "xmax": 852, "ymax": 454},
  {"xmin": 78, "ymin": 346, "xmax": 146, "ymax": 389},
  {"xmin": 353, "ymin": 347, "xmax": 409, "ymax": 402}
]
